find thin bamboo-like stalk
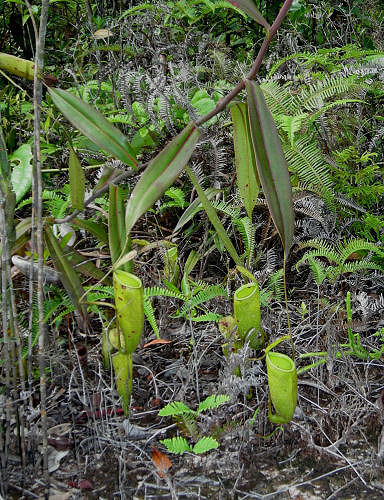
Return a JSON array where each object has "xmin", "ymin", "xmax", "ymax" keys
[
  {"xmin": 0, "ymin": 190, "xmax": 11, "ymax": 497},
  {"xmin": 26, "ymin": 0, "xmax": 50, "ymax": 491}
]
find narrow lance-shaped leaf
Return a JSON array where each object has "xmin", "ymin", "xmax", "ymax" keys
[
  {"xmin": 48, "ymin": 88, "xmax": 138, "ymax": 169},
  {"xmin": 119, "ymin": 123, "xmax": 199, "ymax": 267},
  {"xmin": 109, "ymin": 184, "xmax": 128, "ymax": 268},
  {"xmin": 231, "ymin": 102, "xmax": 260, "ymax": 218},
  {"xmin": 226, "ymin": 1, "xmax": 270, "ymax": 30},
  {"xmin": 72, "ymin": 218, "xmax": 108, "ymax": 246},
  {"xmin": 185, "ymin": 166, "xmax": 243, "ymax": 267},
  {"xmin": 69, "ymin": 146, "xmax": 85, "ymax": 210},
  {"xmin": 246, "ymin": 80, "xmax": 294, "ymax": 256},
  {"xmin": 45, "ymin": 227, "xmax": 89, "ymax": 329}
]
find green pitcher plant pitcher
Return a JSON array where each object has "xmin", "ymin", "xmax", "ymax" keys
[
  {"xmin": 265, "ymin": 335, "xmax": 297, "ymax": 424},
  {"xmin": 233, "ymin": 281, "xmax": 265, "ymax": 350},
  {"xmin": 112, "ymin": 270, "xmax": 144, "ymax": 414}
]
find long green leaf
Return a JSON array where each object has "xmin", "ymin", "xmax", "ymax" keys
[
  {"xmin": 68, "ymin": 146, "xmax": 85, "ymax": 210},
  {"xmin": 173, "ymin": 187, "xmax": 220, "ymax": 233},
  {"xmin": 108, "ymin": 184, "xmax": 128, "ymax": 267},
  {"xmin": 246, "ymin": 80, "xmax": 294, "ymax": 256},
  {"xmin": 185, "ymin": 166, "xmax": 243, "ymax": 266},
  {"xmin": 231, "ymin": 103, "xmax": 260, "ymax": 218},
  {"xmin": 226, "ymin": 0, "xmax": 270, "ymax": 30},
  {"xmin": 63, "ymin": 247, "xmax": 111, "ymax": 283},
  {"xmin": 48, "ymin": 88, "xmax": 138, "ymax": 169},
  {"xmin": 121, "ymin": 123, "xmax": 200, "ymax": 258},
  {"xmin": 72, "ymin": 217, "xmax": 108, "ymax": 245},
  {"xmin": 45, "ymin": 227, "xmax": 89, "ymax": 329}
]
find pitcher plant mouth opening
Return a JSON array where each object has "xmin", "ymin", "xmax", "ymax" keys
[
  {"xmin": 114, "ymin": 270, "xmax": 142, "ymax": 289},
  {"xmin": 234, "ymin": 282, "xmax": 259, "ymax": 301},
  {"xmin": 267, "ymin": 351, "xmax": 295, "ymax": 372}
]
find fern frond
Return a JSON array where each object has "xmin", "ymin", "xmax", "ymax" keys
[
  {"xmin": 192, "ymin": 436, "xmax": 219, "ymax": 454},
  {"xmin": 108, "ymin": 113, "xmax": 134, "ymax": 125},
  {"xmin": 274, "ymin": 113, "xmax": 308, "ymax": 146},
  {"xmin": 158, "ymin": 401, "xmax": 195, "ymax": 417},
  {"xmin": 264, "ymin": 268, "xmax": 284, "ymax": 300},
  {"xmin": 211, "ymin": 200, "xmax": 241, "ymax": 219},
  {"xmin": 284, "ymin": 136, "xmax": 334, "ymax": 204},
  {"xmin": 336, "ymin": 239, "xmax": 384, "ymax": 264},
  {"xmin": 144, "ymin": 298, "xmax": 159, "ymax": 338},
  {"xmin": 190, "ymin": 312, "xmax": 222, "ymax": 322},
  {"xmin": 301, "ymin": 75, "xmax": 360, "ymax": 111},
  {"xmin": 261, "ymin": 80, "xmax": 299, "ymax": 115},
  {"xmin": 296, "ymin": 248, "xmax": 339, "ymax": 268},
  {"xmin": 179, "ymin": 285, "xmax": 227, "ymax": 316},
  {"xmin": 197, "ymin": 394, "xmax": 230, "ymax": 414},
  {"xmin": 144, "ymin": 286, "xmax": 186, "ymax": 301},
  {"xmin": 329, "ymin": 261, "xmax": 384, "ymax": 281},
  {"xmin": 163, "ymin": 187, "xmax": 186, "ymax": 208},
  {"xmin": 234, "ymin": 217, "xmax": 254, "ymax": 266},
  {"xmin": 308, "ymin": 257, "xmax": 328, "ymax": 285},
  {"xmin": 161, "ymin": 437, "xmax": 191, "ymax": 455}
]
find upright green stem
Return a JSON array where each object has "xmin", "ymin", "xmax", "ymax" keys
[{"xmin": 283, "ymin": 256, "xmax": 294, "ymax": 359}]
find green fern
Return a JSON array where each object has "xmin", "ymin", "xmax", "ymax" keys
[
  {"xmin": 159, "ymin": 187, "xmax": 187, "ymax": 211},
  {"xmin": 144, "ymin": 286, "xmax": 186, "ymax": 301},
  {"xmin": 191, "ymin": 436, "xmax": 219, "ymax": 454},
  {"xmin": 143, "ymin": 299, "xmax": 159, "ymax": 338},
  {"xmin": 300, "ymin": 75, "xmax": 360, "ymax": 111},
  {"xmin": 159, "ymin": 394, "xmax": 228, "ymax": 454},
  {"xmin": 159, "ymin": 401, "xmax": 195, "ymax": 417},
  {"xmin": 197, "ymin": 394, "xmax": 230, "ymax": 414},
  {"xmin": 233, "ymin": 217, "xmax": 255, "ymax": 267},
  {"xmin": 297, "ymin": 238, "xmax": 384, "ymax": 284},
  {"xmin": 284, "ymin": 137, "xmax": 334, "ymax": 205},
  {"xmin": 161, "ymin": 437, "xmax": 191, "ymax": 455},
  {"xmin": 178, "ymin": 284, "xmax": 227, "ymax": 317}
]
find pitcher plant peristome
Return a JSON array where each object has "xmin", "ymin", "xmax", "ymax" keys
[
  {"xmin": 265, "ymin": 335, "xmax": 297, "ymax": 424},
  {"xmin": 233, "ymin": 282, "xmax": 265, "ymax": 350}
]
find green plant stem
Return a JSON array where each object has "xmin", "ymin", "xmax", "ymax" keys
[
  {"xmin": 128, "ymin": 352, "xmax": 133, "ymax": 405},
  {"xmin": 283, "ymin": 256, "xmax": 294, "ymax": 359}
]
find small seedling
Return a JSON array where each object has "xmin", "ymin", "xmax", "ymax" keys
[{"xmin": 158, "ymin": 394, "xmax": 230, "ymax": 455}]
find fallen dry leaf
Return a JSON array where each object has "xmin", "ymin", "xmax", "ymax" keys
[
  {"xmin": 152, "ymin": 446, "xmax": 172, "ymax": 478},
  {"xmin": 144, "ymin": 339, "xmax": 172, "ymax": 347}
]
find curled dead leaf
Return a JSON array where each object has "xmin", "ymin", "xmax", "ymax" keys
[{"xmin": 152, "ymin": 446, "xmax": 172, "ymax": 478}]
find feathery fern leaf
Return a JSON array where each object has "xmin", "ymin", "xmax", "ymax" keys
[
  {"xmin": 284, "ymin": 137, "xmax": 334, "ymax": 204},
  {"xmin": 159, "ymin": 401, "xmax": 195, "ymax": 417},
  {"xmin": 197, "ymin": 394, "xmax": 230, "ymax": 414},
  {"xmin": 161, "ymin": 437, "xmax": 191, "ymax": 455},
  {"xmin": 192, "ymin": 436, "xmax": 219, "ymax": 454},
  {"xmin": 179, "ymin": 284, "xmax": 227, "ymax": 316},
  {"xmin": 144, "ymin": 286, "xmax": 186, "ymax": 301},
  {"xmin": 143, "ymin": 298, "xmax": 159, "ymax": 338}
]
